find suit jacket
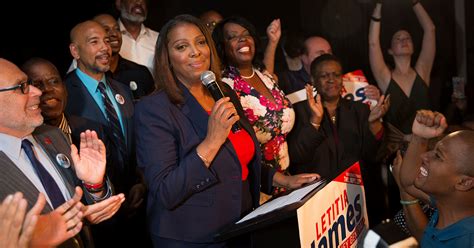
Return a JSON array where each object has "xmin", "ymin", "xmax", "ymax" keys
[
  {"xmin": 0, "ymin": 125, "xmax": 102, "ymax": 248},
  {"xmin": 135, "ymin": 83, "xmax": 275, "ymax": 243},
  {"xmin": 288, "ymin": 98, "xmax": 380, "ymax": 180},
  {"xmin": 108, "ymin": 55, "xmax": 155, "ymax": 101},
  {"xmin": 64, "ymin": 71, "xmax": 136, "ymax": 194}
]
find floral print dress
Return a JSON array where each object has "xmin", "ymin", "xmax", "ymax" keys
[{"xmin": 222, "ymin": 66, "xmax": 295, "ymax": 173}]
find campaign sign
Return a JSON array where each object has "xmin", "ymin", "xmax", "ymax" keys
[
  {"xmin": 341, "ymin": 70, "xmax": 377, "ymax": 109},
  {"xmin": 297, "ymin": 162, "xmax": 368, "ymax": 248}
]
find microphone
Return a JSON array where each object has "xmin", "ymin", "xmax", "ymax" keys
[{"xmin": 200, "ymin": 71, "xmax": 241, "ymax": 133}]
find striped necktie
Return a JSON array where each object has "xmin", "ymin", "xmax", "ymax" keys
[{"xmin": 97, "ymin": 82, "xmax": 127, "ymax": 161}]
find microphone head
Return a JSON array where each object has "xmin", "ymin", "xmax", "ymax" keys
[{"xmin": 200, "ymin": 71, "xmax": 216, "ymax": 86}]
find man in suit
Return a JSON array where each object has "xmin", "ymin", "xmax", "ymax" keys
[
  {"xmin": 65, "ymin": 20, "xmax": 147, "ymax": 246},
  {"xmin": 0, "ymin": 58, "xmax": 124, "ymax": 247},
  {"xmin": 67, "ymin": 14, "xmax": 155, "ymax": 101},
  {"xmin": 93, "ymin": 13, "xmax": 155, "ymax": 101}
]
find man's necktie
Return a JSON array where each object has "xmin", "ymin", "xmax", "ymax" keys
[
  {"xmin": 21, "ymin": 139, "xmax": 66, "ymax": 209},
  {"xmin": 97, "ymin": 82, "xmax": 127, "ymax": 160}
]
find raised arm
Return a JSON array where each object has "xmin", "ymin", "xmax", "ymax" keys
[
  {"xmin": 392, "ymin": 151, "xmax": 428, "ymax": 242},
  {"xmin": 369, "ymin": 3, "xmax": 391, "ymax": 93},
  {"xmin": 400, "ymin": 110, "xmax": 447, "ymax": 203},
  {"xmin": 413, "ymin": 0, "xmax": 436, "ymax": 85},
  {"xmin": 263, "ymin": 19, "xmax": 281, "ymax": 75}
]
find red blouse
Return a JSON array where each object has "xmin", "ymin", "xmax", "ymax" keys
[
  {"xmin": 228, "ymin": 129, "xmax": 255, "ymax": 180},
  {"xmin": 207, "ymin": 112, "xmax": 255, "ymax": 180}
]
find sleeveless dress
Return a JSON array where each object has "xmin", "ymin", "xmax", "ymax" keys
[{"xmin": 385, "ymin": 72, "xmax": 430, "ymax": 134}]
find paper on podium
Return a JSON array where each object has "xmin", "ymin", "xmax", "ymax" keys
[{"xmin": 236, "ymin": 180, "xmax": 324, "ymax": 224}]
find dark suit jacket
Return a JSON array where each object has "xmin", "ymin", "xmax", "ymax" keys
[
  {"xmin": 64, "ymin": 71, "xmax": 136, "ymax": 194},
  {"xmin": 135, "ymin": 83, "xmax": 275, "ymax": 243},
  {"xmin": 0, "ymin": 125, "xmax": 103, "ymax": 247},
  {"xmin": 288, "ymin": 98, "xmax": 380, "ymax": 180},
  {"xmin": 108, "ymin": 56, "xmax": 155, "ymax": 101}
]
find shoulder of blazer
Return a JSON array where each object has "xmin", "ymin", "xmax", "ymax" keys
[
  {"xmin": 33, "ymin": 125, "xmax": 78, "ymax": 193},
  {"xmin": 0, "ymin": 151, "xmax": 54, "ymax": 213}
]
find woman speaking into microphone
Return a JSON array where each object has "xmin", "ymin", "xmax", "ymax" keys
[{"xmin": 134, "ymin": 15, "xmax": 318, "ymax": 247}]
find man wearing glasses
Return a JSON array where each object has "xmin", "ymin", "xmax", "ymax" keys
[{"xmin": 0, "ymin": 58, "xmax": 122, "ymax": 247}]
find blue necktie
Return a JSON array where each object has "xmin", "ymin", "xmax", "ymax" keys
[
  {"xmin": 97, "ymin": 82, "xmax": 127, "ymax": 161},
  {"xmin": 21, "ymin": 139, "xmax": 66, "ymax": 209}
]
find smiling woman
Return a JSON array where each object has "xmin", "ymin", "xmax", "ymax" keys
[
  {"xmin": 134, "ymin": 14, "xmax": 266, "ymax": 246},
  {"xmin": 213, "ymin": 17, "xmax": 296, "ymax": 202}
]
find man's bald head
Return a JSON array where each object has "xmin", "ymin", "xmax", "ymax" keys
[
  {"xmin": 69, "ymin": 21, "xmax": 111, "ymax": 78},
  {"xmin": 444, "ymin": 130, "xmax": 474, "ymax": 176},
  {"xmin": 70, "ymin": 20, "xmax": 104, "ymax": 43},
  {"xmin": 301, "ymin": 36, "xmax": 332, "ymax": 74},
  {"xmin": 0, "ymin": 58, "xmax": 26, "ymax": 87}
]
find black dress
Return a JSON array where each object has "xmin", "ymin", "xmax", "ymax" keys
[{"xmin": 384, "ymin": 72, "xmax": 430, "ymax": 134}]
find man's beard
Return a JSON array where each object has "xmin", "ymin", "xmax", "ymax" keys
[{"xmin": 121, "ymin": 8, "xmax": 146, "ymax": 23}]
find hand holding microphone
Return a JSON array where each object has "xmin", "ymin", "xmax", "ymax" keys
[{"xmin": 201, "ymin": 71, "xmax": 241, "ymax": 133}]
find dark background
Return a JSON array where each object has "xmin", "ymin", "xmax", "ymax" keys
[{"xmin": 1, "ymin": 0, "xmax": 472, "ymax": 110}]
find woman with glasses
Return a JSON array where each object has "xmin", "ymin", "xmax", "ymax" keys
[{"xmin": 287, "ymin": 54, "xmax": 389, "ymax": 180}]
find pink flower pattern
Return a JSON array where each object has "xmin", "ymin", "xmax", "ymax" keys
[{"xmin": 223, "ymin": 66, "xmax": 294, "ymax": 172}]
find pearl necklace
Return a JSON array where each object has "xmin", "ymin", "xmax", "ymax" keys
[{"xmin": 240, "ymin": 69, "xmax": 255, "ymax": 79}]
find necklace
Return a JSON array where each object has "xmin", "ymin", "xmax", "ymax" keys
[
  {"xmin": 240, "ymin": 69, "xmax": 255, "ymax": 79},
  {"xmin": 330, "ymin": 115, "xmax": 336, "ymax": 124}
]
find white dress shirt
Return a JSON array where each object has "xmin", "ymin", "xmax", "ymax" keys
[{"xmin": 118, "ymin": 19, "xmax": 159, "ymax": 75}]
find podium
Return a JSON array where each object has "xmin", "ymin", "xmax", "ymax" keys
[{"xmin": 215, "ymin": 162, "xmax": 369, "ymax": 248}]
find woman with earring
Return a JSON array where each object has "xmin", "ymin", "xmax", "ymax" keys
[
  {"xmin": 212, "ymin": 17, "xmax": 295, "ymax": 202},
  {"xmin": 135, "ymin": 15, "xmax": 318, "ymax": 247}
]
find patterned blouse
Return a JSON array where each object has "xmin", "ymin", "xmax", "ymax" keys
[{"xmin": 222, "ymin": 66, "xmax": 295, "ymax": 172}]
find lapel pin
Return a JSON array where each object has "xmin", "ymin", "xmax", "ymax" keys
[
  {"xmin": 56, "ymin": 153, "xmax": 71, "ymax": 168},
  {"xmin": 115, "ymin": 94, "xmax": 125, "ymax": 105},
  {"xmin": 44, "ymin": 137, "xmax": 52, "ymax": 145},
  {"xmin": 129, "ymin": 81, "xmax": 138, "ymax": 91}
]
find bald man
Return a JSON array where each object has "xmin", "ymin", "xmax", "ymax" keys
[
  {"xmin": 93, "ymin": 14, "xmax": 155, "ymax": 101},
  {"xmin": 278, "ymin": 36, "xmax": 332, "ymax": 95},
  {"xmin": 397, "ymin": 110, "xmax": 474, "ymax": 247},
  {"xmin": 65, "ymin": 20, "xmax": 143, "ymax": 247}
]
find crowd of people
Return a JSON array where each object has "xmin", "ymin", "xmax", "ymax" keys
[{"xmin": 0, "ymin": 0, "xmax": 473, "ymax": 247}]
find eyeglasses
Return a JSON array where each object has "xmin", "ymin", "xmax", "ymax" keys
[
  {"xmin": 206, "ymin": 21, "xmax": 218, "ymax": 28},
  {"xmin": 0, "ymin": 79, "xmax": 32, "ymax": 94},
  {"xmin": 318, "ymin": 72, "xmax": 342, "ymax": 81}
]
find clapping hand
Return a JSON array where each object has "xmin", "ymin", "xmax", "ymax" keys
[
  {"xmin": 31, "ymin": 187, "xmax": 84, "ymax": 247},
  {"xmin": 305, "ymin": 84, "xmax": 323, "ymax": 126},
  {"xmin": 412, "ymin": 110, "xmax": 447, "ymax": 139},
  {"xmin": 83, "ymin": 193, "xmax": 125, "ymax": 224},
  {"xmin": 368, "ymin": 94, "xmax": 390, "ymax": 122},
  {"xmin": 0, "ymin": 192, "xmax": 43, "ymax": 248},
  {"xmin": 71, "ymin": 130, "xmax": 106, "ymax": 185}
]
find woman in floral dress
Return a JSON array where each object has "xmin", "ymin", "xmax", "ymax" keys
[{"xmin": 213, "ymin": 17, "xmax": 295, "ymax": 199}]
